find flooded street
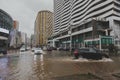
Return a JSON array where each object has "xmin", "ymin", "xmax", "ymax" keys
[{"xmin": 0, "ymin": 50, "xmax": 120, "ymax": 80}]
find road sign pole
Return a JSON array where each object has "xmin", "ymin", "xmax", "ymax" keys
[{"xmin": 99, "ymin": 35, "xmax": 102, "ymax": 50}]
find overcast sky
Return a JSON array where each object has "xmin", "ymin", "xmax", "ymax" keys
[{"xmin": 0, "ymin": 0, "xmax": 53, "ymax": 37}]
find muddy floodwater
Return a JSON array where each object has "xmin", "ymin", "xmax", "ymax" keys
[{"xmin": 0, "ymin": 50, "xmax": 120, "ymax": 80}]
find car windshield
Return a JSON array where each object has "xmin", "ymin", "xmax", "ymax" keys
[
  {"xmin": 79, "ymin": 48, "xmax": 89, "ymax": 51},
  {"xmin": 35, "ymin": 48, "xmax": 41, "ymax": 50},
  {"xmin": 89, "ymin": 48, "xmax": 96, "ymax": 53},
  {"xmin": 21, "ymin": 47, "xmax": 25, "ymax": 48}
]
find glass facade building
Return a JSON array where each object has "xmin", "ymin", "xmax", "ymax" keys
[
  {"xmin": 0, "ymin": 9, "xmax": 13, "ymax": 48},
  {"xmin": 0, "ymin": 9, "xmax": 13, "ymax": 31}
]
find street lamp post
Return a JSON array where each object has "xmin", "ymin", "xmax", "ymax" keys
[
  {"xmin": 68, "ymin": 21, "xmax": 73, "ymax": 54},
  {"xmin": 37, "ymin": 32, "xmax": 40, "ymax": 47},
  {"xmin": 68, "ymin": 30, "xmax": 72, "ymax": 52}
]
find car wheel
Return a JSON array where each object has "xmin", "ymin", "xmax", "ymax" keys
[{"xmin": 103, "ymin": 54, "xmax": 109, "ymax": 58}]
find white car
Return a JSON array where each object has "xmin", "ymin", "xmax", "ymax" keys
[
  {"xmin": 43, "ymin": 46, "xmax": 47, "ymax": 51},
  {"xmin": 31, "ymin": 47, "xmax": 35, "ymax": 52},
  {"xmin": 26, "ymin": 47, "xmax": 30, "ymax": 50},
  {"xmin": 20, "ymin": 47, "xmax": 26, "ymax": 52},
  {"xmin": 34, "ymin": 48, "xmax": 44, "ymax": 55}
]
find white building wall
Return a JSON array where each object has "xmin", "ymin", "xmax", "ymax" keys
[
  {"xmin": 9, "ymin": 29, "xmax": 22, "ymax": 48},
  {"xmin": 54, "ymin": 0, "xmax": 73, "ymax": 34},
  {"xmin": 10, "ymin": 29, "xmax": 16, "ymax": 47},
  {"xmin": 54, "ymin": 0, "xmax": 120, "ymax": 43}
]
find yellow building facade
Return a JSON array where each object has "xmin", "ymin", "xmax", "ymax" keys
[{"xmin": 34, "ymin": 10, "xmax": 53, "ymax": 47}]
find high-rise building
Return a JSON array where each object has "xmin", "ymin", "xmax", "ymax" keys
[
  {"xmin": 35, "ymin": 10, "xmax": 53, "ymax": 47},
  {"xmin": 10, "ymin": 20, "xmax": 21, "ymax": 48},
  {"xmin": 54, "ymin": 0, "xmax": 72, "ymax": 34},
  {"xmin": 30, "ymin": 34, "xmax": 35, "ymax": 47},
  {"xmin": 21, "ymin": 32, "xmax": 27, "ymax": 44},
  {"xmin": 53, "ymin": 0, "xmax": 120, "ymax": 49},
  {"xmin": 0, "ymin": 9, "xmax": 13, "ymax": 48}
]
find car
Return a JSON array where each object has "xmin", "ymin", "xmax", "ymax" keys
[
  {"xmin": 43, "ymin": 46, "xmax": 47, "ymax": 51},
  {"xmin": 0, "ymin": 48, "xmax": 7, "ymax": 55},
  {"xmin": 31, "ymin": 47, "xmax": 35, "ymax": 52},
  {"xmin": 57, "ymin": 47, "xmax": 64, "ymax": 51},
  {"xmin": 52, "ymin": 47, "xmax": 57, "ymax": 50},
  {"xmin": 20, "ymin": 47, "xmax": 26, "ymax": 52},
  {"xmin": 34, "ymin": 48, "xmax": 44, "ymax": 55},
  {"xmin": 47, "ymin": 47, "xmax": 52, "ymax": 51},
  {"xmin": 73, "ymin": 47, "xmax": 109, "ymax": 60},
  {"xmin": 63, "ymin": 47, "xmax": 70, "ymax": 51},
  {"xmin": 26, "ymin": 47, "xmax": 30, "ymax": 51}
]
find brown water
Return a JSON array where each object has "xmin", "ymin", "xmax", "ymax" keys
[{"xmin": 0, "ymin": 51, "xmax": 120, "ymax": 80}]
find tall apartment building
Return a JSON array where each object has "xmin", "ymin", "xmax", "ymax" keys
[
  {"xmin": 54, "ymin": 0, "xmax": 72, "ymax": 34},
  {"xmin": 53, "ymin": 0, "xmax": 120, "ymax": 49},
  {"xmin": 35, "ymin": 10, "xmax": 53, "ymax": 47}
]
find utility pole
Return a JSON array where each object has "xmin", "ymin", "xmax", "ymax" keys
[
  {"xmin": 69, "ymin": 21, "xmax": 73, "ymax": 55},
  {"xmin": 68, "ymin": 30, "xmax": 72, "ymax": 52},
  {"xmin": 25, "ymin": 33, "xmax": 27, "ymax": 50}
]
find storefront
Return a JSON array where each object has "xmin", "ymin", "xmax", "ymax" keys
[{"xmin": 84, "ymin": 36, "xmax": 113, "ymax": 50}]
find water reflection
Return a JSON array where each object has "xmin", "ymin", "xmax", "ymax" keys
[
  {"xmin": 33, "ymin": 54, "xmax": 45, "ymax": 80},
  {"xmin": 0, "ymin": 57, "xmax": 8, "ymax": 80},
  {"xmin": 34, "ymin": 54, "xmax": 44, "ymax": 62},
  {"xmin": 0, "ymin": 56, "xmax": 19, "ymax": 80},
  {"xmin": 0, "ymin": 57, "xmax": 8, "ymax": 68}
]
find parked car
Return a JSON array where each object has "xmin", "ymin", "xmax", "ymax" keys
[
  {"xmin": 0, "ymin": 48, "xmax": 7, "ymax": 55},
  {"xmin": 31, "ymin": 47, "xmax": 35, "ymax": 52},
  {"xmin": 73, "ymin": 47, "xmax": 109, "ymax": 60},
  {"xmin": 47, "ymin": 47, "xmax": 52, "ymax": 51},
  {"xmin": 43, "ymin": 46, "xmax": 47, "ymax": 51},
  {"xmin": 52, "ymin": 47, "xmax": 57, "ymax": 50},
  {"xmin": 34, "ymin": 48, "xmax": 44, "ymax": 55},
  {"xmin": 57, "ymin": 47, "xmax": 64, "ymax": 51},
  {"xmin": 26, "ymin": 47, "xmax": 30, "ymax": 51},
  {"xmin": 63, "ymin": 47, "xmax": 70, "ymax": 51}
]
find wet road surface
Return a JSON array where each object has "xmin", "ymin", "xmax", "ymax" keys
[{"xmin": 0, "ymin": 50, "xmax": 120, "ymax": 80}]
